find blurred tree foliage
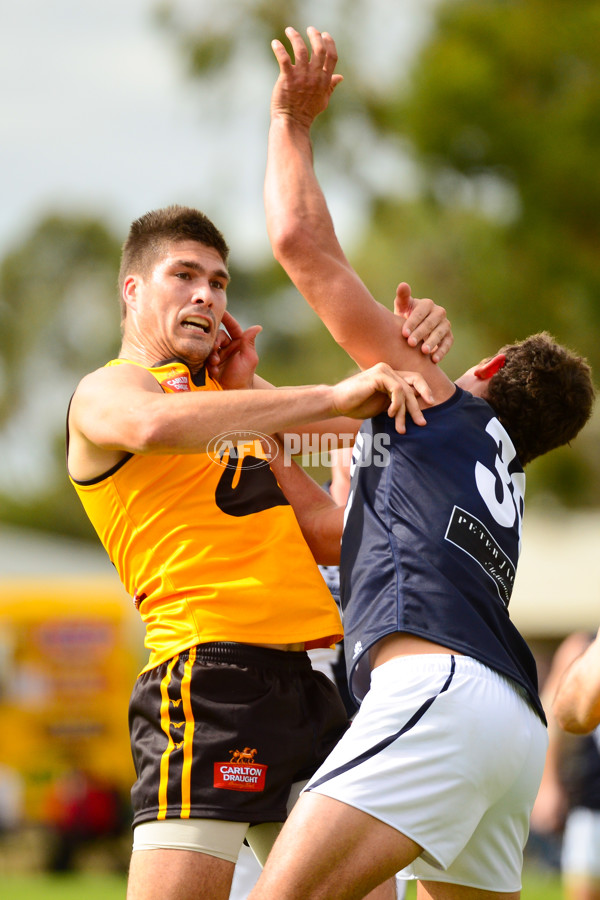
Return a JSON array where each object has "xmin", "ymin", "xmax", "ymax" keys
[
  {"xmin": 159, "ymin": 0, "xmax": 599, "ymax": 505},
  {"xmin": 0, "ymin": 215, "xmax": 122, "ymax": 537}
]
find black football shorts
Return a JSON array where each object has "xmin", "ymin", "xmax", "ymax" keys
[{"xmin": 128, "ymin": 642, "xmax": 349, "ymax": 827}]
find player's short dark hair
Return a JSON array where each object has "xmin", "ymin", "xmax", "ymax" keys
[
  {"xmin": 486, "ymin": 332, "xmax": 595, "ymax": 466},
  {"xmin": 118, "ymin": 205, "xmax": 229, "ymax": 321}
]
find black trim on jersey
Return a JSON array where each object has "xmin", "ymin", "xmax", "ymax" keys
[
  {"xmin": 308, "ymin": 656, "xmax": 456, "ymax": 791},
  {"xmin": 70, "ymin": 453, "xmax": 134, "ymax": 486},
  {"xmin": 152, "ymin": 358, "xmax": 207, "ymax": 387},
  {"xmin": 66, "ymin": 394, "xmax": 134, "ymax": 485}
]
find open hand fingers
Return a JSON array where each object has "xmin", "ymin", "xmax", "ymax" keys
[
  {"xmin": 393, "ymin": 282, "xmax": 413, "ymax": 319},
  {"xmin": 220, "ymin": 310, "xmax": 244, "ymax": 339},
  {"xmin": 384, "ymin": 376, "xmax": 427, "ymax": 433},
  {"xmin": 271, "ymin": 35, "xmax": 293, "ymax": 73},
  {"xmin": 397, "ymin": 291, "xmax": 453, "ymax": 363},
  {"xmin": 409, "ymin": 310, "xmax": 451, "ymax": 358},
  {"xmin": 306, "ymin": 26, "xmax": 326, "ymax": 69},
  {"xmin": 320, "ymin": 31, "xmax": 339, "ymax": 78},
  {"xmin": 365, "ymin": 365, "xmax": 430, "ymax": 433},
  {"xmin": 277, "ymin": 26, "xmax": 342, "ymax": 84},
  {"xmin": 430, "ymin": 328, "xmax": 454, "ymax": 363},
  {"xmin": 398, "ymin": 371, "xmax": 434, "ymax": 406},
  {"xmin": 284, "ymin": 26, "xmax": 309, "ymax": 65}
]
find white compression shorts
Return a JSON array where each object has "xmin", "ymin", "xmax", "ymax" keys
[{"xmin": 131, "ymin": 779, "xmax": 307, "ymax": 865}]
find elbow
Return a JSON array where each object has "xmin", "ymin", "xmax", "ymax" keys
[
  {"xmin": 554, "ymin": 703, "xmax": 598, "ymax": 736},
  {"xmin": 269, "ymin": 221, "xmax": 312, "ymax": 266},
  {"xmin": 117, "ymin": 407, "xmax": 169, "ymax": 455},
  {"xmin": 556, "ymin": 717, "xmax": 591, "ymax": 736}
]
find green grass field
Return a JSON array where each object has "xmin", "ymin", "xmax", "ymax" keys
[
  {"xmin": 0, "ymin": 866, "xmax": 563, "ymax": 900},
  {"xmin": 403, "ymin": 865, "xmax": 564, "ymax": 898}
]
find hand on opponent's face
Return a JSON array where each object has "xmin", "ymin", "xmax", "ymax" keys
[{"xmin": 206, "ymin": 310, "xmax": 262, "ymax": 390}]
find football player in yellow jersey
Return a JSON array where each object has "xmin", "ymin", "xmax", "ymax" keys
[{"xmin": 67, "ymin": 204, "xmax": 452, "ymax": 900}]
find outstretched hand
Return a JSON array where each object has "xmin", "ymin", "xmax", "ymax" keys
[
  {"xmin": 331, "ymin": 362, "xmax": 434, "ymax": 434},
  {"xmin": 270, "ymin": 26, "xmax": 343, "ymax": 128},
  {"xmin": 394, "ymin": 282, "xmax": 454, "ymax": 364},
  {"xmin": 206, "ymin": 311, "xmax": 262, "ymax": 389}
]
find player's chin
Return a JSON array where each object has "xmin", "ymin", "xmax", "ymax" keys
[{"xmin": 175, "ymin": 336, "xmax": 212, "ymax": 368}]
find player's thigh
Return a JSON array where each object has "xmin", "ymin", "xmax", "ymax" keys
[
  {"xmin": 417, "ymin": 881, "xmax": 519, "ymax": 900},
  {"xmin": 127, "ymin": 847, "xmax": 235, "ymax": 900},
  {"xmin": 253, "ymin": 791, "xmax": 422, "ymax": 900}
]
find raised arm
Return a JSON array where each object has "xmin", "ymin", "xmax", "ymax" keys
[{"xmin": 265, "ymin": 26, "xmax": 452, "ymax": 389}]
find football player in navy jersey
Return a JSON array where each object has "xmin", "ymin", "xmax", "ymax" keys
[
  {"xmin": 246, "ymin": 26, "xmax": 596, "ymax": 900},
  {"xmin": 532, "ymin": 631, "xmax": 600, "ymax": 900}
]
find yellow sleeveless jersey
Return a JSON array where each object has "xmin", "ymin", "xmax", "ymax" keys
[{"xmin": 69, "ymin": 359, "xmax": 342, "ymax": 672}]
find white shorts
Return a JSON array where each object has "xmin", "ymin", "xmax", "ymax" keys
[
  {"xmin": 561, "ymin": 807, "xmax": 600, "ymax": 879},
  {"xmin": 305, "ymin": 654, "xmax": 547, "ymax": 892}
]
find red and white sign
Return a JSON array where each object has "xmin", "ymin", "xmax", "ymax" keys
[
  {"xmin": 163, "ymin": 374, "xmax": 191, "ymax": 392},
  {"xmin": 213, "ymin": 762, "xmax": 267, "ymax": 792}
]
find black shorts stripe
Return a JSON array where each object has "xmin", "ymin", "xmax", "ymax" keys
[{"xmin": 308, "ymin": 655, "xmax": 456, "ymax": 791}]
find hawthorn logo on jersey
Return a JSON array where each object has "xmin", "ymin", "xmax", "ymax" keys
[
  {"xmin": 163, "ymin": 373, "xmax": 192, "ymax": 392},
  {"xmin": 206, "ymin": 431, "xmax": 279, "ymax": 469},
  {"xmin": 214, "ymin": 747, "xmax": 268, "ymax": 792}
]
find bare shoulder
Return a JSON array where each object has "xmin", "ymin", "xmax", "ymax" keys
[
  {"xmin": 68, "ymin": 362, "xmax": 163, "ymax": 482},
  {"xmin": 75, "ymin": 361, "xmax": 162, "ymax": 398}
]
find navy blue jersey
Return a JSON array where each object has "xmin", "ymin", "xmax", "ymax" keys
[{"xmin": 340, "ymin": 386, "xmax": 545, "ymax": 723}]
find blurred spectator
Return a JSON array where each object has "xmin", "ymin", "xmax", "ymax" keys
[
  {"xmin": 43, "ymin": 768, "xmax": 126, "ymax": 871},
  {"xmin": 0, "ymin": 764, "xmax": 23, "ymax": 835},
  {"xmin": 531, "ymin": 632, "xmax": 600, "ymax": 900}
]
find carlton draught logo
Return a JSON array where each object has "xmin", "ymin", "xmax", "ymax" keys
[
  {"xmin": 163, "ymin": 373, "xmax": 192, "ymax": 392},
  {"xmin": 214, "ymin": 747, "xmax": 267, "ymax": 792}
]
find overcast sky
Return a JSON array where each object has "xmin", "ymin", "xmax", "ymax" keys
[
  {"xmin": 1, "ymin": 0, "xmax": 436, "ymax": 267},
  {"xmin": 0, "ymin": 0, "xmax": 275, "ymax": 265}
]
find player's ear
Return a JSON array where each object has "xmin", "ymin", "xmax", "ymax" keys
[
  {"xmin": 122, "ymin": 275, "xmax": 140, "ymax": 313},
  {"xmin": 474, "ymin": 353, "xmax": 506, "ymax": 381}
]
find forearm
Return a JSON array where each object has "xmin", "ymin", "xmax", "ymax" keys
[
  {"xmin": 265, "ymin": 115, "xmax": 344, "ymax": 266},
  {"xmin": 254, "ymin": 377, "xmax": 359, "ymax": 437},
  {"xmin": 268, "ymin": 438, "xmax": 344, "ymax": 565},
  {"xmin": 265, "ymin": 116, "xmax": 436, "ymax": 376},
  {"xmin": 79, "ymin": 381, "xmax": 343, "ymax": 456},
  {"xmin": 142, "ymin": 385, "xmax": 350, "ymax": 454}
]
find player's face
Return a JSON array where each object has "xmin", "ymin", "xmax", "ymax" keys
[
  {"xmin": 126, "ymin": 241, "xmax": 229, "ymax": 369},
  {"xmin": 455, "ymin": 361, "xmax": 486, "ymax": 395}
]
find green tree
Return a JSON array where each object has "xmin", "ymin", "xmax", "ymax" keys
[
  {"xmin": 374, "ymin": 0, "xmax": 600, "ymax": 352},
  {"xmin": 362, "ymin": 0, "xmax": 600, "ymax": 504},
  {"xmin": 0, "ymin": 214, "xmax": 122, "ymax": 536}
]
